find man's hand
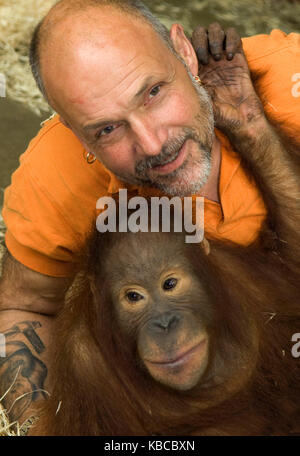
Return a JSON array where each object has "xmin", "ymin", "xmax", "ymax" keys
[{"xmin": 191, "ymin": 23, "xmax": 265, "ymax": 133}]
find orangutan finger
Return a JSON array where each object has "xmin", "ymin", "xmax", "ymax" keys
[
  {"xmin": 208, "ymin": 22, "xmax": 225, "ymax": 61},
  {"xmin": 225, "ymin": 27, "xmax": 242, "ymax": 60},
  {"xmin": 191, "ymin": 26, "xmax": 209, "ymax": 65}
]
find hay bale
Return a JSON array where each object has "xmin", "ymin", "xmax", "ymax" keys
[
  {"xmin": 0, "ymin": 362, "xmax": 40, "ymax": 436},
  {"xmin": 0, "ymin": 398, "xmax": 39, "ymax": 436},
  {"xmin": 0, "ymin": 0, "xmax": 56, "ymax": 115},
  {"xmin": 0, "ymin": 402, "xmax": 18, "ymax": 436},
  {"xmin": 151, "ymin": 0, "xmax": 300, "ymax": 37}
]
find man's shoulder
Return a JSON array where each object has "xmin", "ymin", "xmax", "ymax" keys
[
  {"xmin": 2, "ymin": 115, "xmax": 120, "ymax": 276},
  {"xmin": 5, "ymin": 115, "xmax": 117, "ymax": 235},
  {"xmin": 14, "ymin": 114, "xmax": 112, "ymax": 200},
  {"xmin": 21, "ymin": 114, "xmax": 86, "ymax": 166}
]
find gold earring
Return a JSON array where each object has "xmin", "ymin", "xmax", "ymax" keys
[
  {"xmin": 83, "ymin": 150, "xmax": 97, "ymax": 164},
  {"xmin": 194, "ymin": 75, "xmax": 202, "ymax": 85}
]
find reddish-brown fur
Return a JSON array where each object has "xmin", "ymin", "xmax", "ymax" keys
[{"xmin": 29, "ymin": 221, "xmax": 300, "ymax": 435}]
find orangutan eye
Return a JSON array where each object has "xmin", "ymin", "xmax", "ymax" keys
[
  {"xmin": 126, "ymin": 291, "xmax": 144, "ymax": 302},
  {"xmin": 163, "ymin": 278, "xmax": 178, "ymax": 291}
]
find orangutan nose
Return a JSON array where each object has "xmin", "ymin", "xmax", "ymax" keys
[{"xmin": 150, "ymin": 312, "xmax": 180, "ymax": 333}]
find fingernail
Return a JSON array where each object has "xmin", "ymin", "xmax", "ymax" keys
[
  {"xmin": 214, "ymin": 54, "xmax": 221, "ymax": 61},
  {"xmin": 196, "ymin": 50, "xmax": 208, "ymax": 65},
  {"xmin": 227, "ymin": 53, "xmax": 233, "ymax": 60}
]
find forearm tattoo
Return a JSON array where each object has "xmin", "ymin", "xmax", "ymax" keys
[{"xmin": 0, "ymin": 321, "xmax": 47, "ymax": 422}]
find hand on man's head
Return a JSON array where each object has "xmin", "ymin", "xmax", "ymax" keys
[
  {"xmin": 191, "ymin": 23, "xmax": 264, "ymax": 134},
  {"xmin": 191, "ymin": 22, "xmax": 242, "ymax": 65}
]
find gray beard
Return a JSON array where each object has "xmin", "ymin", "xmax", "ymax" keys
[{"xmin": 109, "ymin": 69, "xmax": 215, "ymax": 197}]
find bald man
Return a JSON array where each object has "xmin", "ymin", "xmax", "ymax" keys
[{"xmin": 0, "ymin": 0, "xmax": 299, "ymax": 427}]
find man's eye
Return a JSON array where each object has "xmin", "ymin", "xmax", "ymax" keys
[
  {"xmin": 97, "ymin": 125, "xmax": 116, "ymax": 138},
  {"xmin": 149, "ymin": 85, "xmax": 161, "ymax": 99},
  {"xmin": 126, "ymin": 291, "xmax": 144, "ymax": 303}
]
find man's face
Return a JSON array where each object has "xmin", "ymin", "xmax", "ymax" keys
[{"xmin": 43, "ymin": 8, "xmax": 214, "ymax": 196}]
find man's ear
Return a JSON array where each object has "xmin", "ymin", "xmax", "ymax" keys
[{"xmin": 170, "ymin": 23, "xmax": 199, "ymax": 76}]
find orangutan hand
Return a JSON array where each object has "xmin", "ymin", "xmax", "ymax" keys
[
  {"xmin": 191, "ymin": 22, "xmax": 241, "ymax": 64},
  {"xmin": 191, "ymin": 23, "xmax": 264, "ymax": 133}
]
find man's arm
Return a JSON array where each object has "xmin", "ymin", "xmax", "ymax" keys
[{"xmin": 0, "ymin": 251, "xmax": 73, "ymax": 429}]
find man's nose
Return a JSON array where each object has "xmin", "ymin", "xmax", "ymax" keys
[{"xmin": 130, "ymin": 114, "xmax": 166, "ymax": 157}]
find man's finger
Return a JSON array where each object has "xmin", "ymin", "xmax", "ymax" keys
[
  {"xmin": 225, "ymin": 27, "xmax": 242, "ymax": 60},
  {"xmin": 191, "ymin": 26, "xmax": 209, "ymax": 65},
  {"xmin": 208, "ymin": 22, "xmax": 225, "ymax": 61}
]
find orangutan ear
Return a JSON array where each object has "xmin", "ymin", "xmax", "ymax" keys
[
  {"xmin": 201, "ymin": 237, "xmax": 211, "ymax": 256},
  {"xmin": 169, "ymin": 23, "xmax": 199, "ymax": 76}
]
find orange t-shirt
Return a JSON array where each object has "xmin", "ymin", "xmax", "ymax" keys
[{"xmin": 2, "ymin": 29, "xmax": 300, "ymax": 277}]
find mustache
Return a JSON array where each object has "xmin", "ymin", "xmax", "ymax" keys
[{"xmin": 135, "ymin": 129, "xmax": 202, "ymax": 176}]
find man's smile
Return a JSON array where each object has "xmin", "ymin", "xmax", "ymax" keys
[{"xmin": 150, "ymin": 139, "xmax": 188, "ymax": 176}]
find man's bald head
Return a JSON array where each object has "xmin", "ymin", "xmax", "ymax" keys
[
  {"xmin": 28, "ymin": 0, "xmax": 215, "ymax": 199},
  {"xmin": 29, "ymin": 0, "xmax": 175, "ymax": 103}
]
